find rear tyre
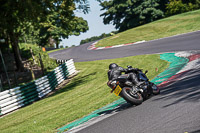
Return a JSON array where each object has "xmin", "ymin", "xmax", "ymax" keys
[
  {"xmin": 152, "ymin": 83, "xmax": 160, "ymax": 95},
  {"xmin": 121, "ymin": 87, "xmax": 143, "ymax": 105}
]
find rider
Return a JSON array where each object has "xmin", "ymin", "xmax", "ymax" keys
[{"xmin": 107, "ymin": 63, "xmax": 141, "ymax": 87}]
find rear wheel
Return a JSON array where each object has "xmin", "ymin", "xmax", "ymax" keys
[
  {"xmin": 152, "ymin": 83, "xmax": 160, "ymax": 95},
  {"xmin": 121, "ymin": 87, "xmax": 143, "ymax": 105}
]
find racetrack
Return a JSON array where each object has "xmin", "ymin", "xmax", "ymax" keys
[
  {"xmin": 74, "ymin": 68, "xmax": 200, "ymax": 133},
  {"xmin": 49, "ymin": 31, "xmax": 200, "ymax": 62},
  {"xmin": 50, "ymin": 31, "xmax": 200, "ymax": 133}
]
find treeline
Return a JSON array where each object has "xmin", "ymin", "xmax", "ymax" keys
[
  {"xmin": 99, "ymin": 0, "xmax": 200, "ymax": 32},
  {"xmin": 80, "ymin": 31, "xmax": 117, "ymax": 45}
]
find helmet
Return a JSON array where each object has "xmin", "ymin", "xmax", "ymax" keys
[
  {"xmin": 127, "ymin": 65, "xmax": 133, "ymax": 71},
  {"xmin": 109, "ymin": 63, "xmax": 118, "ymax": 69},
  {"xmin": 127, "ymin": 65, "xmax": 132, "ymax": 68}
]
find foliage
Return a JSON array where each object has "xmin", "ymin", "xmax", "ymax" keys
[
  {"xmin": 0, "ymin": 54, "xmax": 168, "ymax": 133},
  {"xmin": 99, "ymin": 0, "xmax": 164, "ymax": 32},
  {"xmin": 157, "ymin": 0, "xmax": 169, "ymax": 12},
  {"xmin": 166, "ymin": 0, "xmax": 191, "ymax": 16},
  {"xmin": 166, "ymin": 0, "xmax": 200, "ymax": 16},
  {"xmin": 80, "ymin": 31, "xmax": 117, "ymax": 45},
  {"xmin": 0, "ymin": 0, "xmax": 89, "ymax": 71},
  {"xmin": 19, "ymin": 43, "xmax": 57, "ymax": 72},
  {"xmin": 38, "ymin": 7, "xmax": 89, "ymax": 48},
  {"xmin": 182, "ymin": 0, "xmax": 200, "ymax": 7}
]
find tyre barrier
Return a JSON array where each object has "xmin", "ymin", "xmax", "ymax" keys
[
  {"xmin": 56, "ymin": 59, "xmax": 69, "ymax": 65},
  {"xmin": 0, "ymin": 59, "xmax": 76, "ymax": 116}
]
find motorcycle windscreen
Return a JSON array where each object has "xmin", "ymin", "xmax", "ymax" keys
[{"xmin": 139, "ymin": 73, "xmax": 148, "ymax": 81}]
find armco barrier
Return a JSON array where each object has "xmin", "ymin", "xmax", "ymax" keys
[{"xmin": 0, "ymin": 59, "xmax": 76, "ymax": 116}]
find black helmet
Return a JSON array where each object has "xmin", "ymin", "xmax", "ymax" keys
[
  {"xmin": 109, "ymin": 63, "xmax": 118, "ymax": 69},
  {"xmin": 127, "ymin": 65, "xmax": 132, "ymax": 68}
]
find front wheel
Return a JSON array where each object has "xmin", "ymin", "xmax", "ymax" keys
[
  {"xmin": 121, "ymin": 87, "xmax": 143, "ymax": 105},
  {"xmin": 151, "ymin": 83, "xmax": 160, "ymax": 95}
]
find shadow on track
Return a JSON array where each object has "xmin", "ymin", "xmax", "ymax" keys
[
  {"xmin": 96, "ymin": 102, "xmax": 133, "ymax": 116},
  {"xmin": 191, "ymin": 129, "xmax": 200, "ymax": 133},
  {"xmin": 153, "ymin": 69, "xmax": 200, "ymax": 108}
]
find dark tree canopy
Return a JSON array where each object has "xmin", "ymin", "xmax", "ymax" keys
[
  {"xmin": 0, "ymin": 0, "xmax": 89, "ymax": 71},
  {"xmin": 99, "ymin": 0, "xmax": 164, "ymax": 32},
  {"xmin": 38, "ymin": 5, "xmax": 89, "ymax": 48}
]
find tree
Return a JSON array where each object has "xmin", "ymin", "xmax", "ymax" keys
[
  {"xmin": 165, "ymin": 0, "xmax": 200, "ymax": 16},
  {"xmin": 165, "ymin": 0, "xmax": 188, "ymax": 16},
  {"xmin": 79, "ymin": 32, "xmax": 113, "ymax": 45},
  {"xmin": 99, "ymin": 0, "xmax": 164, "ymax": 32},
  {"xmin": 39, "ymin": 14, "xmax": 88, "ymax": 48},
  {"xmin": 0, "ymin": 0, "xmax": 43, "ymax": 71},
  {"xmin": 0, "ymin": 0, "xmax": 89, "ymax": 71},
  {"xmin": 38, "ymin": 1, "xmax": 89, "ymax": 48},
  {"xmin": 182, "ymin": 0, "xmax": 200, "ymax": 6},
  {"xmin": 157, "ymin": 0, "xmax": 169, "ymax": 12}
]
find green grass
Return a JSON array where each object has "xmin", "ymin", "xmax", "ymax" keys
[
  {"xmin": 46, "ymin": 48, "xmax": 65, "ymax": 54},
  {"xmin": 97, "ymin": 9, "xmax": 200, "ymax": 47},
  {"xmin": 0, "ymin": 54, "xmax": 168, "ymax": 133}
]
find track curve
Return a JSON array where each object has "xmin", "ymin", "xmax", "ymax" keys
[
  {"xmin": 52, "ymin": 31, "xmax": 200, "ymax": 133},
  {"xmin": 49, "ymin": 31, "xmax": 200, "ymax": 62},
  {"xmin": 64, "ymin": 52, "xmax": 200, "ymax": 133}
]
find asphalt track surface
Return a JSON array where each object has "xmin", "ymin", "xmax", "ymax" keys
[
  {"xmin": 73, "ymin": 70, "xmax": 200, "ymax": 133},
  {"xmin": 49, "ymin": 31, "xmax": 200, "ymax": 62},
  {"xmin": 50, "ymin": 31, "xmax": 200, "ymax": 133}
]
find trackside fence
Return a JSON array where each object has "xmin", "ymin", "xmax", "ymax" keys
[{"xmin": 0, "ymin": 59, "xmax": 76, "ymax": 116}]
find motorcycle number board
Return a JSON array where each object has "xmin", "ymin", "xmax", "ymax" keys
[{"xmin": 114, "ymin": 85, "xmax": 122, "ymax": 96}]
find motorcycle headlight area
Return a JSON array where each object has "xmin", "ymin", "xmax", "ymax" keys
[{"xmin": 142, "ymin": 85, "xmax": 148, "ymax": 91}]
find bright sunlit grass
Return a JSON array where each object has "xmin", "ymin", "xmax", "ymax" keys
[
  {"xmin": 46, "ymin": 48, "xmax": 65, "ymax": 54},
  {"xmin": 0, "ymin": 54, "xmax": 168, "ymax": 133}
]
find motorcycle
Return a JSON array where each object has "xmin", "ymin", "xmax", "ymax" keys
[{"xmin": 107, "ymin": 66, "xmax": 160, "ymax": 105}]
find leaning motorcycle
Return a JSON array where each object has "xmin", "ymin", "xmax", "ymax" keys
[{"xmin": 107, "ymin": 67, "xmax": 160, "ymax": 105}]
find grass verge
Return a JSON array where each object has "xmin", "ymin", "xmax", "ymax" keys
[
  {"xmin": 0, "ymin": 54, "xmax": 168, "ymax": 133},
  {"xmin": 46, "ymin": 48, "xmax": 65, "ymax": 54},
  {"xmin": 97, "ymin": 9, "xmax": 200, "ymax": 47}
]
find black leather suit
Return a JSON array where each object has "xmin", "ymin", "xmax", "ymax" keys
[{"xmin": 108, "ymin": 66, "xmax": 140, "ymax": 86}]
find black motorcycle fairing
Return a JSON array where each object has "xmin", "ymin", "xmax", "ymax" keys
[
  {"xmin": 138, "ymin": 71, "xmax": 148, "ymax": 82},
  {"xmin": 116, "ymin": 74, "xmax": 129, "ymax": 83}
]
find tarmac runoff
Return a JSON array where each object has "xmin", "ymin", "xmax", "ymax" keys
[{"xmin": 57, "ymin": 51, "xmax": 200, "ymax": 133}]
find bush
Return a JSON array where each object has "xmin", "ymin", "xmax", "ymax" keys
[
  {"xmin": 166, "ymin": 0, "xmax": 188, "ymax": 16},
  {"xmin": 19, "ymin": 43, "xmax": 57, "ymax": 72},
  {"xmin": 166, "ymin": 0, "xmax": 200, "ymax": 16}
]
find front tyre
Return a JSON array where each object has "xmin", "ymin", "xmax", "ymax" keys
[
  {"xmin": 121, "ymin": 87, "xmax": 143, "ymax": 105},
  {"xmin": 152, "ymin": 83, "xmax": 160, "ymax": 95}
]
